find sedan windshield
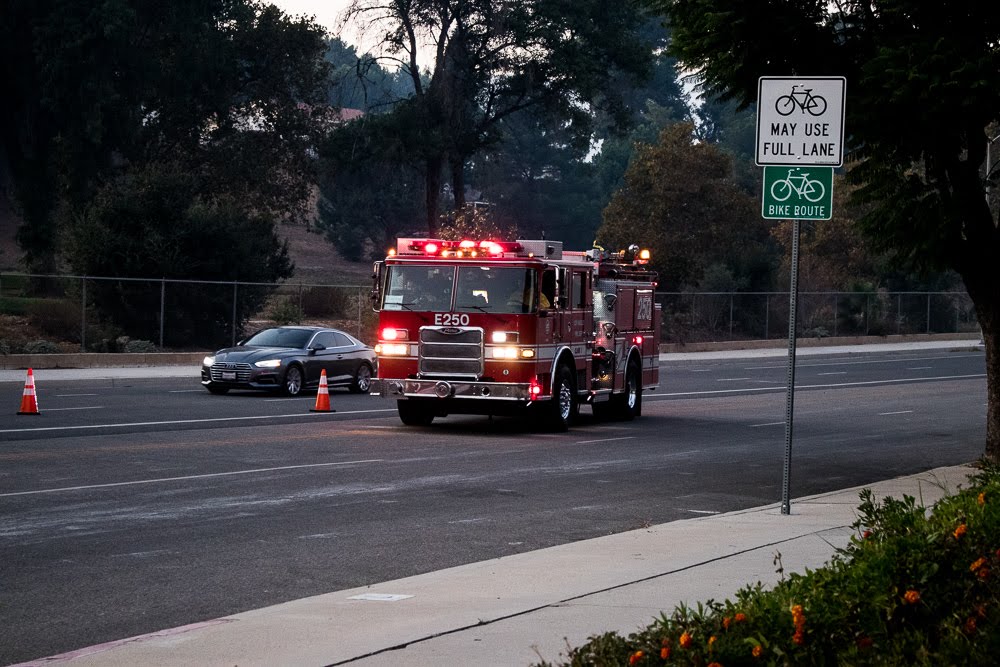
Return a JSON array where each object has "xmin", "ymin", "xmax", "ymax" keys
[{"xmin": 243, "ymin": 328, "xmax": 313, "ymax": 348}]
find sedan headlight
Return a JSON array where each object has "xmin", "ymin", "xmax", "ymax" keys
[
  {"xmin": 203, "ymin": 356, "xmax": 215, "ymax": 366},
  {"xmin": 253, "ymin": 359, "xmax": 282, "ymax": 368}
]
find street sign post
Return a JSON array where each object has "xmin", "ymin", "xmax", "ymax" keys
[
  {"xmin": 762, "ymin": 166, "xmax": 834, "ymax": 220},
  {"xmin": 756, "ymin": 77, "xmax": 846, "ymax": 167},
  {"xmin": 756, "ymin": 75, "xmax": 846, "ymax": 516}
]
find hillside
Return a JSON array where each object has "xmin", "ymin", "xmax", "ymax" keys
[{"xmin": 0, "ymin": 207, "xmax": 371, "ymax": 287}]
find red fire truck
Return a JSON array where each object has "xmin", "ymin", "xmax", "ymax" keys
[{"xmin": 369, "ymin": 238, "xmax": 661, "ymax": 429}]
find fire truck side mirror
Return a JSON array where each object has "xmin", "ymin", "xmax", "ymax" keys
[
  {"xmin": 603, "ymin": 294, "xmax": 617, "ymax": 311},
  {"xmin": 370, "ymin": 261, "xmax": 384, "ymax": 312}
]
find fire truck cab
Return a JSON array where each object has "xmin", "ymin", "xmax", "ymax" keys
[{"xmin": 369, "ymin": 238, "xmax": 661, "ymax": 430}]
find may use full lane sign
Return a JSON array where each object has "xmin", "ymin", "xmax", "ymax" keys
[{"xmin": 756, "ymin": 77, "xmax": 846, "ymax": 167}]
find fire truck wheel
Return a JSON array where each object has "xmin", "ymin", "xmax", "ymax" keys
[
  {"xmin": 397, "ymin": 400, "xmax": 435, "ymax": 426},
  {"xmin": 613, "ymin": 358, "xmax": 642, "ymax": 421},
  {"xmin": 546, "ymin": 364, "xmax": 578, "ymax": 431}
]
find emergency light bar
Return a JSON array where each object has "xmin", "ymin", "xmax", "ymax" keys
[{"xmin": 396, "ymin": 238, "xmax": 526, "ymax": 258}]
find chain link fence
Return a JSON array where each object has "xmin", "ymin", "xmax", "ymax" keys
[
  {"xmin": 0, "ymin": 273, "xmax": 979, "ymax": 352},
  {"xmin": 659, "ymin": 290, "xmax": 979, "ymax": 344}
]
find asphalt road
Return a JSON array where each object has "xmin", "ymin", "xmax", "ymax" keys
[{"xmin": 0, "ymin": 348, "xmax": 987, "ymax": 665}]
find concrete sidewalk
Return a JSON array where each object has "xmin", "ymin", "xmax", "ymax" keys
[{"xmin": 16, "ymin": 465, "xmax": 974, "ymax": 667}]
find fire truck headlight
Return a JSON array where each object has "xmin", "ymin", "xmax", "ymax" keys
[
  {"xmin": 491, "ymin": 331, "xmax": 519, "ymax": 344},
  {"xmin": 492, "ymin": 346, "xmax": 519, "ymax": 359},
  {"xmin": 381, "ymin": 327, "xmax": 408, "ymax": 341},
  {"xmin": 381, "ymin": 343, "xmax": 409, "ymax": 356}
]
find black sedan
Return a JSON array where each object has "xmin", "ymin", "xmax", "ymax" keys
[{"xmin": 201, "ymin": 326, "xmax": 376, "ymax": 396}]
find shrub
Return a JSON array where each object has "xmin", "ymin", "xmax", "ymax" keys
[
  {"xmin": 115, "ymin": 336, "xmax": 158, "ymax": 353},
  {"xmin": 267, "ymin": 298, "xmax": 303, "ymax": 325},
  {"xmin": 23, "ymin": 339, "xmax": 60, "ymax": 354},
  {"xmin": 26, "ymin": 299, "xmax": 82, "ymax": 343},
  {"xmin": 536, "ymin": 464, "xmax": 1000, "ymax": 666}
]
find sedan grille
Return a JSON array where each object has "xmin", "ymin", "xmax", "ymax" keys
[
  {"xmin": 419, "ymin": 327, "xmax": 483, "ymax": 377},
  {"xmin": 210, "ymin": 362, "xmax": 253, "ymax": 382}
]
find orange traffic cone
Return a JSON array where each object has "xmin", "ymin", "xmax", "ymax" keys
[
  {"xmin": 310, "ymin": 369, "xmax": 335, "ymax": 413},
  {"xmin": 17, "ymin": 368, "xmax": 40, "ymax": 415}
]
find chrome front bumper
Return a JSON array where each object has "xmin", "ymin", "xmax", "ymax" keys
[{"xmin": 370, "ymin": 378, "xmax": 534, "ymax": 401}]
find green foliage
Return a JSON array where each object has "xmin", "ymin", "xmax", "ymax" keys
[
  {"xmin": 266, "ymin": 298, "xmax": 303, "ymax": 326},
  {"xmin": 342, "ymin": 0, "xmax": 657, "ymax": 232},
  {"xmin": 2, "ymin": 0, "xmax": 330, "ymax": 272},
  {"xmin": 64, "ymin": 162, "xmax": 293, "ymax": 347},
  {"xmin": 23, "ymin": 340, "xmax": 60, "ymax": 354},
  {"xmin": 539, "ymin": 466, "xmax": 1000, "ymax": 666},
  {"xmin": 598, "ymin": 123, "xmax": 777, "ymax": 291}
]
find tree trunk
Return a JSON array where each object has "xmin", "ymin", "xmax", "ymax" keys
[
  {"xmin": 424, "ymin": 155, "xmax": 443, "ymax": 237},
  {"xmin": 963, "ymin": 270, "xmax": 1000, "ymax": 463},
  {"xmin": 451, "ymin": 156, "xmax": 466, "ymax": 212}
]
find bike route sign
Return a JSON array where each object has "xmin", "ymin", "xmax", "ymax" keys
[
  {"xmin": 762, "ymin": 166, "xmax": 834, "ymax": 220},
  {"xmin": 756, "ymin": 76, "xmax": 846, "ymax": 166}
]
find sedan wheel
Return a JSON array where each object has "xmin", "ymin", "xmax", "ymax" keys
[
  {"xmin": 351, "ymin": 363, "xmax": 373, "ymax": 394},
  {"xmin": 282, "ymin": 365, "xmax": 304, "ymax": 396}
]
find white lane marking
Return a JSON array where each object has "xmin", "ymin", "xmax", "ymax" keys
[
  {"xmin": 169, "ymin": 389, "xmax": 204, "ymax": 393},
  {"xmin": 575, "ymin": 436, "xmax": 635, "ymax": 445},
  {"xmin": 43, "ymin": 406, "xmax": 104, "ymax": 411},
  {"xmin": 0, "ymin": 408, "xmax": 398, "ymax": 434},
  {"xmin": 0, "ymin": 459, "xmax": 384, "ymax": 498},
  {"xmin": 907, "ymin": 366, "xmax": 932, "ymax": 370},
  {"xmin": 742, "ymin": 353, "xmax": 981, "ymax": 371},
  {"xmin": 448, "ymin": 518, "xmax": 487, "ymax": 524},
  {"xmin": 717, "ymin": 377, "xmax": 751, "ymax": 381},
  {"xmin": 691, "ymin": 369, "xmax": 712, "ymax": 372},
  {"xmin": 347, "ymin": 593, "xmax": 413, "ymax": 602},
  {"xmin": 646, "ymin": 374, "xmax": 985, "ymax": 398},
  {"xmin": 818, "ymin": 372, "xmax": 846, "ymax": 375},
  {"xmin": 55, "ymin": 393, "xmax": 98, "ymax": 397},
  {"xmin": 751, "ymin": 421, "xmax": 785, "ymax": 428},
  {"xmin": 685, "ymin": 509, "xmax": 720, "ymax": 515},
  {"xmin": 879, "ymin": 410, "xmax": 914, "ymax": 416}
]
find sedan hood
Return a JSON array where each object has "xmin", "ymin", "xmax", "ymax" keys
[{"xmin": 210, "ymin": 346, "xmax": 296, "ymax": 364}]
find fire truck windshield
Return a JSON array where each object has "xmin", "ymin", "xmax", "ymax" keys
[{"xmin": 383, "ymin": 265, "xmax": 538, "ymax": 314}]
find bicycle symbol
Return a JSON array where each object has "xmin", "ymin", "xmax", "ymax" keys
[
  {"xmin": 775, "ymin": 85, "xmax": 827, "ymax": 117},
  {"xmin": 770, "ymin": 168, "xmax": 825, "ymax": 202}
]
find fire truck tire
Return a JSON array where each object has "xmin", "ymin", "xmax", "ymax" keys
[
  {"xmin": 397, "ymin": 400, "xmax": 434, "ymax": 426},
  {"xmin": 545, "ymin": 364, "xmax": 578, "ymax": 431},
  {"xmin": 613, "ymin": 358, "xmax": 642, "ymax": 421}
]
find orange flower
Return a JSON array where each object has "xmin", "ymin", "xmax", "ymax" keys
[
  {"xmin": 965, "ymin": 617, "xmax": 978, "ymax": 634},
  {"xmin": 707, "ymin": 663, "xmax": 722, "ymax": 667},
  {"xmin": 978, "ymin": 567, "xmax": 990, "ymax": 580},
  {"xmin": 734, "ymin": 612, "xmax": 747, "ymax": 623},
  {"xmin": 978, "ymin": 492, "xmax": 986, "ymax": 506},
  {"xmin": 954, "ymin": 524, "xmax": 968, "ymax": 539},
  {"xmin": 708, "ymin": 635, "xmax": 717, "ymax": 651},
  {"xmin": 722, "ymin": 616, "xmax": 732, "ymax": 630},
  {"xmin": 660, "ymin": 646, "xmax": 671, "ymax": 660},
  {"xmin": 903, "ymin": 590, "xmax": 920, "ymax": 605},
  {"xmin": 679, "ymin": 631, "xmax": 693, "ymax": 649},
  {"xmin": 971, "ymin": 557, "xmax": 988, "ymax": 572},
  {"xmin": 793, "ymin": 629, "xmax": 805, "ymax": 645},
  {"xmin": 752, "ymin": 644, "xmax": 763, "ymax": 658},
  {"xmin": 628, "ymin": 650, "xmax": 643, "ymax": 665},
  {"xmin": 862, "ymin": 529, "xmax": 873, "ymax": 539}
]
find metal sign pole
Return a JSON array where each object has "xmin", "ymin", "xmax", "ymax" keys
[{"xmin": 781, "ymin": 219, "xmax": 800, "ymax": 515}]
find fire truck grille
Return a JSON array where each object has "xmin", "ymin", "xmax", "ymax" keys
[{"xmin": 419, "ymin": 327, "xmax": 484, "ymax": 376}]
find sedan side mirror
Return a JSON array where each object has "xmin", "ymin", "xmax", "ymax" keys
[{"xmin": 308, "ymin": 344, "xmax": 326, "ymax": 354}]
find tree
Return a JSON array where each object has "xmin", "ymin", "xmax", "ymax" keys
[
  {"xmin": 597, "ymin": 123, "xmax": 773, "ymax": 292},
  {"xmin": 64, "ymin": 162, "xmax": 293, "ymax": 347},
  {"xmin": 340, "ymin": 0, "xmax": 656, "ymax": 235},
  {"xmin": 661, "ymin": 0, "xmax": 1000, "ymax": 460},
  {"xmin": 0, "ymin": 0, "xmax": 330, "ymax": 274}
]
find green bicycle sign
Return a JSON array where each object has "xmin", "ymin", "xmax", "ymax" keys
[{"xmin": 762, "ymin": 166, "xmax": 834, "ymax": 220}]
